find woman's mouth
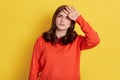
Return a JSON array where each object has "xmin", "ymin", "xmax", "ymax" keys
[{"xmin": 59, "ymin": 23, "xmax": 65, "ymax": 26}]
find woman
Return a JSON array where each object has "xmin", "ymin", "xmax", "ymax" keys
[{"xmin": 29, "ymin": 5, "xmax": 100, "ymax": 80}]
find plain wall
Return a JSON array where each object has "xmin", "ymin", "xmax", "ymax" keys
[{"xmin": 0, "ymin": 0, "xmax": 120, "ymax": 80}]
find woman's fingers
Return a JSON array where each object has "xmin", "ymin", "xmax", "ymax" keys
[
  {"xmin": 62, "ymin": 5, "xmax": 80, "ymax": 21},
  {"xmin": 64, "ymin": 6, "xmax": 77, "ymax": 14},
  {"xmin": 65, "ymin": 6, "xmax": 73, "ymax": 14},
  {"xmin": 63, "ymin": 9, "xmax": 69, "ymax": 15}
]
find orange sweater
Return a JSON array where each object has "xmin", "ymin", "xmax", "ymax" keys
[{"xmin": 29, "ymin": 15, "xmax": 100, "ymax": 80}]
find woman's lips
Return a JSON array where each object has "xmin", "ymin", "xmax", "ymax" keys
[{"xmin": 59, "ymin": 23, "xmax": 65, "ymax": 26}]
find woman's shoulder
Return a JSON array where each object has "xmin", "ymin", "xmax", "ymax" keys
[
  {"xmin": 73, "ymin": 35, "xmax": 84, "ymax": 43},
  {"xmin": 76, "ymin": 35, "xmax": 84, "ymax": 40},
  {"xmin": 35, "ymin": 36, "xmax": 45, "ymax": 43},
  {"xmin": 37, "ymin": 36, "xmax": 44, "ymax": 40},
  {"xmin": 71, "ymin": 35, "xmax": 84, "ymax": 45}
]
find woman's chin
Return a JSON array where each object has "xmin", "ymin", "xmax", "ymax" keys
[
  {"xmin": 57, "ymin": 27, "xmax": 69, "ymax": 31},
  {"xmin": 56, "ymin": 27, "xmax": 68, "ymax": 31}
]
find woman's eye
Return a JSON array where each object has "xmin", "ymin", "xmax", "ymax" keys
[
  {"xmin": 57, "ymin": 15, "xmax": 62, "ymax": 18},
  {"xmin": 57, "ymin": 15, "xmax": 70, "ymax": 20}
]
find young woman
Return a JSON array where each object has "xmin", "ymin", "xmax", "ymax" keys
[{"xmin": 29, "ymin": 5, "xmax": 100, "ymax": 80}]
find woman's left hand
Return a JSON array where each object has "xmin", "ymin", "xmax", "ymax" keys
[{"xmin": 63, "ymin": 6, "xmax": 80, "ymax": 21}]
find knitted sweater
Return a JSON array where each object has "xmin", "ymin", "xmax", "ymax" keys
[{"xmin": 29, "ymin": 15, "xmax": 100, "ymax": 80}]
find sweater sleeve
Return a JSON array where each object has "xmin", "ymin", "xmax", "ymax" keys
[
  {"xmin": 76, "ymin": 15, "xmax": 100, "ymax": 50},
  {"xmin": 29, "ymin": 37, "xmax": 43, "ymax": 80}
]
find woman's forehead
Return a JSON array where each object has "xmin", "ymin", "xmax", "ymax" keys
[{"xmin": 58, "ymin": 11, "xmax": 68, "ymax": 16}]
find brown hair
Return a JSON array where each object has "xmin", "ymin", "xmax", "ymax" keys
[{"xmin": 42, "ymin": 5, "xmax": 78, "ymax": 45}]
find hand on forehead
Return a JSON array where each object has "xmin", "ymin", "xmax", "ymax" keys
[{"xmin": 62, "ymin": 6, "xmax": 76, "ymax": 15}]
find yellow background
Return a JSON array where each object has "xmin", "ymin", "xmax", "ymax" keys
[{"xmin": 0, "ymin": 0, "xmax": 120, "ymax": 80}]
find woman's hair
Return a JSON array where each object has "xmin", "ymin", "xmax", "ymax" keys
[{"xmin": 43, "ymin": 5, "xmax": 78, "ymax": 45}]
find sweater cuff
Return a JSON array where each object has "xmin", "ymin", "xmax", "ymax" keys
[{"xmin": 75, "ymin": 15, "xmax": 83, "ymax": 23}]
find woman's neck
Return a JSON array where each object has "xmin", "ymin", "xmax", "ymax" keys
[{"xmin": 55, "ymin": 29, "xmax": 67, "ymax": 39}]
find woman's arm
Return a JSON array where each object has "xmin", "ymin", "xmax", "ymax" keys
[
  {"xmin": 29, "ymin": 38, "xmax": 43, "ymax": 80},
  {"xmin": 63, "ymin": 6, "xmax": 100, "ymax": 50},
  {"xmin": 76, "ymin": 15, "xmax": 100, "ymax": 50}
]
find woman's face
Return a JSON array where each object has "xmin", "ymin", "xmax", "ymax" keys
[{"xmin": 55, "ymin": 11, "xmax": 71, "ymax": 31}]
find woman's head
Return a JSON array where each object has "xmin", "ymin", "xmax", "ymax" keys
[
  {"xmin": 52, "ymin": 5, "xmax": 75, "ymax": 32},
  {"xmin": 55, "ymin": 9, "xmax": 71, "ymax": 31},
  {"xmin": 43, "ymin": 5, "xmax": 77, "ymax": 45}
]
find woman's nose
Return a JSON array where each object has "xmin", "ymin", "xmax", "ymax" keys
[{"xmin": 61, "ymin": 17, "xmax": 65, "ymax": 22}]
